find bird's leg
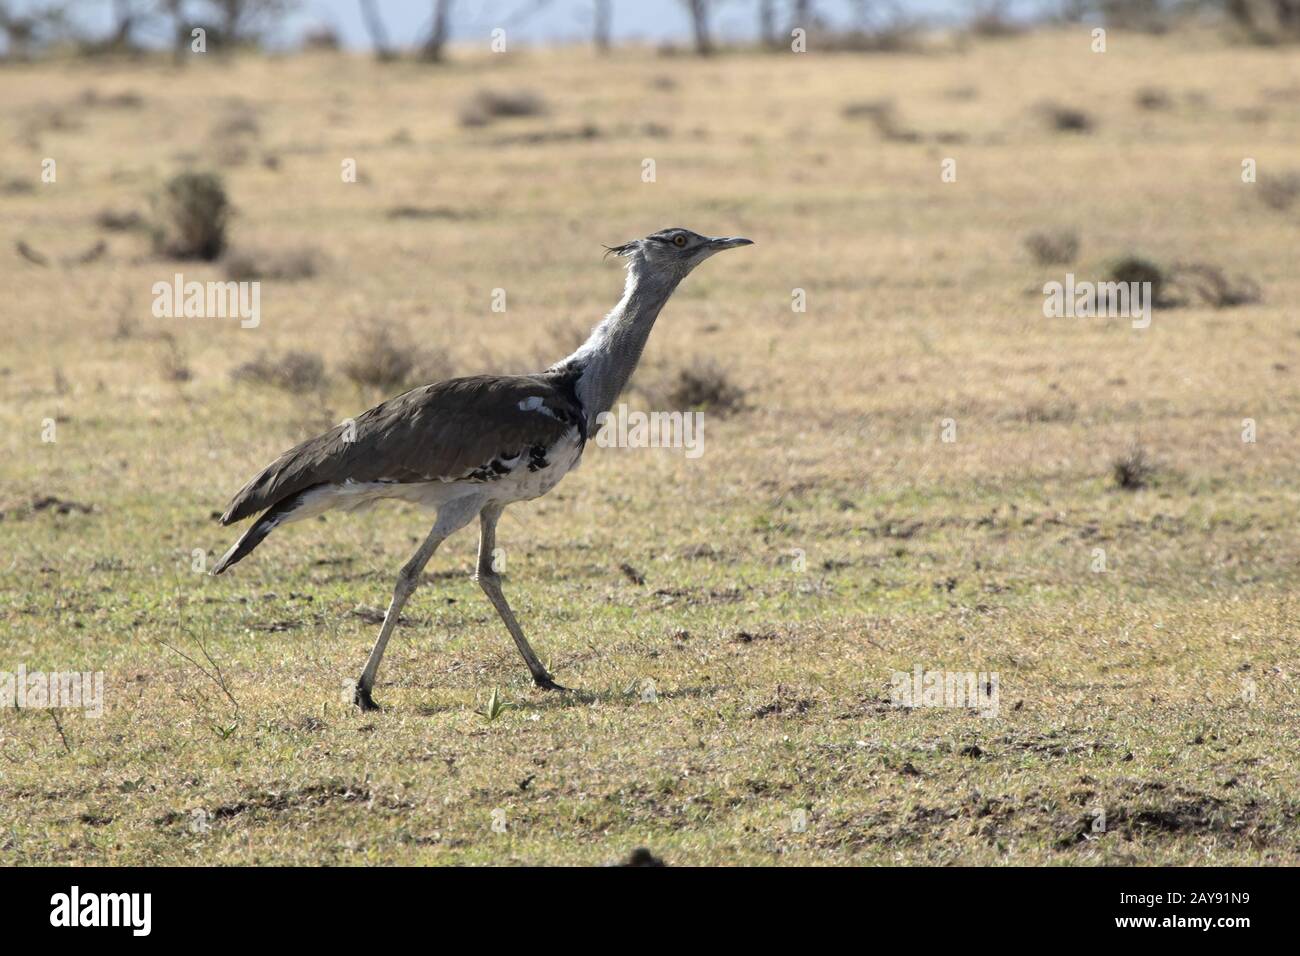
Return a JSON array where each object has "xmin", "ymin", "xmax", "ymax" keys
[
  {"xmin": 474, "ymin": 503, "xmax": 567, "ymax": 691},
  {"xmin": 353, "ymin": 523, "xmax": 447, "ymax": 710}
]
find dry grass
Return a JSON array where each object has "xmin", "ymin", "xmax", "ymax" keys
[
  {"xmin": 1023, "ymin": 229, "xmax": 1080, "ymax": 266},
  {"xmin": 231, "ymin": 350, "xmax": 327, "ymax": 393},
  {"xmin": 2, "ymin": 29, "xmax": 1299, "ymax": 866}
]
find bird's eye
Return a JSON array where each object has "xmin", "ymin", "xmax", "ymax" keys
[{"xmin": 673, "ymin": 235, "xmax": 687, "ymax": 247}]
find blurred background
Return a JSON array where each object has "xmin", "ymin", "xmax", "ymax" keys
[{"xmin": 2, "ymin": 1, "xmax": 1300, "ymax": 57}]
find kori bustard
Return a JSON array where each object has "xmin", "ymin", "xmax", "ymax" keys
[{"xmin": 213, "ymin": 228, "xmax": 752, "ymax": 709}]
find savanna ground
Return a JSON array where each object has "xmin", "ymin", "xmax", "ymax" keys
[{"xmin": 1, "ymin": 27, "xmax": 1298, "ymax": 866}]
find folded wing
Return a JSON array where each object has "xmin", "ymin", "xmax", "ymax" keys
[{"xmin": 219, "ymin": 373, "xmax": 584, "ymax": 526}]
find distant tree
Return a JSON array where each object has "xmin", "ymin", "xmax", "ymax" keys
[
  {"xmin": 198, "ymin": 0, "xmax": 296, "ymax": 48},
  {"xmin": 358, "ymin": 0, "xmax": 394, "ymax": 59},
  {"xmin": 758, "ymin": 0, "xmax": 777, "ymax": 46},
  {"xmin": 593, "ymin": 0, "xmax": 611, "ymax": 53},
  {"xmin": 420, "ymin": 0, "xmax": 452, "ymax": 61},
  {"xmin": 156, "ymin": 0, "xmax": 191, "ymax": 62},
  {"xmin": 790, "ymin": 0, "xmax": 814, "ymax": 31},
  {"xmin": 1223, "ymin": 0, "xmax": 1300, "ymax": 39},
  {"xmin": 0, "ymin": 1, "xmax": 73, "ymax": 58},
  {"xmin": 106, "ymin": 0, "xmax": 151, "ymax": 49},
  {"xmin": 682, "ymin": 0, "xmax": 712, "ymax": 54}
]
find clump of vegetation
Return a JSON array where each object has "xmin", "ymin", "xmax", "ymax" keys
[
  {"xmin": 1112, "ymin": 445, "xmax": 1156, "ymax": 491},
  {"xmin": 152, "ymin": 171, "xmax": 230, "ymax": 261},
  {"xmin": 95, "ymin": 207, "xmax": 145, "ymax": 232},
  {"xmin": 1134, "ymin": 86, "xmax": 1173, "ymax": 110},
  {"xmin": 301, "ymin": 24, "xmax": 341, "ymax": 51},
  {"xmin": 78, "ymin": 87, "xmax": 144, "ymax": 109},
  {"xmin": 386, "ymin": 205, "xmax": 468, "ymax": 221},
  {"xmin": 842, "ymin": 99, "xmax": 920, "ymax": 142},
  {"xmin": 1173, "ymin": 262, "xmax": 1262, "ymax": 309},
  {"xmin": 1256, "ymin": 171, "xmax": 1300, "ymax": 211},
  {"xmin": 1023, "ymin": 228, "xmax": 1080, "ymax": 265},
  {"xmin": 459, "ymin": 89, "xmax": 547, "ymax": 127},
  {"xmin": 662, "ymin": 359, "xmax": 747, "ymax": 414},
  {"xmin": 223, "ymin": 245, "xmax": 322, "ymax": 281},
  {"xmin": 1037, "ymin": 101, "xmax": 1094, "ymax": 133},
  {"xmin": 1108, "ymin": 255, "xmax": 1167, "ymax": 306},
  {"xmin": 340, "ymin": 320, "xmax": 453, "ymax": 393},
  {"xmin": 157, "ymin": 333, "xmax": 193, "ymax": 383},
  {"xmin": 232, "ymin": 350, "xmax": 326, "ymax": 393}
]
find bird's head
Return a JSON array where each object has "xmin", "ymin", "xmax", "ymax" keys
[{"xmin": 605, "ymin": 227, "xmax": 753, "ymax": 280}]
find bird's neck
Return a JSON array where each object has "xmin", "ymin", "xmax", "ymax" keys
[{"xmin": 560, "ymin": 257, "xmax": 682, "ymax": 427}]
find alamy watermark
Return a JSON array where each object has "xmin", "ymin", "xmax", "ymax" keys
[
  {"xmin": 1043, "ymin": 273, "xmax": 1151, "ymax": 330},
  {"xmin": 1, "ymin": 665, "xmax": 104, "ymax": 718},
  {"xmin": 595, "ymin": 402, "xmax": 704, "ymax": 459},
  {"xmin": 890, "ymin": 665, "xmax": 999, "ymax": 718},
  {"xmin": 152, "ymin": 274, "xmax": 260, "ymax": 329}
]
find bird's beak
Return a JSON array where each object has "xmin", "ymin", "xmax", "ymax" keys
[{"xmin": 708, "ymin": 236, "xmax": 754, "ymax": 251}]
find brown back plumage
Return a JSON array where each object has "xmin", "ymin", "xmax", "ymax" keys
[{"xmin": 219, "ymin": 373, "xmax": 585, "ymax": 526}]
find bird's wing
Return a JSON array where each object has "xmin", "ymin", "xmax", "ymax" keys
[{"xmin": 219, "ymin": 373, "xmax": 585, "ymax": 525}]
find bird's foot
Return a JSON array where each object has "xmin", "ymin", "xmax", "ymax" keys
[
  {"xmin": 533, "ymin": 674, "xmax": 569, "ymax": 692},
  {"xmin": 353, "ymin": 683, "xmax": 381, "ymax": 711}
]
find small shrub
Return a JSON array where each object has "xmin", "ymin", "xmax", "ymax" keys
[
  {"xmin": 211, "ymin": 109, "xmax": 260, "ymax": 139},
  {"xmin": 842, "ymin": 99, "xmax": 921, "ymax": 142},
  {"xmin": 1134, "ymin": 86, "xmax": 1172, "ymax": 110},
  {"xmin": 232, "ymin": 350, "xmax": 326, "ymax": 393},
  {"xmin": 1023, "ymin": 229, "xmax": 1080, "ymax": 265},
  {"xmin": 1108, "ymin": 255, "xmax": 1166, "ymax": 307},
  {"xmin": 459, "ymin": 89, "xmax": 547, "ymax": 127},
  {"xmin": 1112, "ymin": 445, "xmax": 1155, "ymax": 491},
  {"xmin": 223, "ymin": 245, "xmax": 321, "ymax": 281},
  {"xmin": 386, "ymin": 205, "xmax": 467, "ymax": 221},
  {"xmin": 301, "ymin": 24, "xmax": 341, "ymax": 51},
  {"xmin": 153, "ymin": 171, "xmax": 230, "ymax": 261},
  {"xmin": 1256, "ymin": 171, "xmax": 1300, "ymax": 211},
  {"xmin": 95, "ymin": 207, "xmax": 145, "ymax": 232},
  {"xmin": 79, "ymin": 88, "xmax": 144, "ymax": 109},
  {"xmin": 340, "ymin": 321, "xmax": 453, "ymax": 393},
  {"xmin": 662, "ymin": 359, "xmax": 746, "ymax": 415},
  {"xmin": 1174, "ymin": 262, "xmax": 1262, "ymax": 309},
  {"xmin": 158, "ymin": 334, "xmax": 193, "ymax": 383},
  {"xmin": 1038, "ymin": 101, "xmax": 1094, "ymax": 133}
]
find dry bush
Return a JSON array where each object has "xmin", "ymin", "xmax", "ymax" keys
[
  {"xmin": 1108, "ymin": 255, "xmax": 1167, "ymax": 306},
  {"xmin": 96, "ymin": 208, "xmax": 145, "ymax": 232},
  {"xmin": 301, "ymin": 25, "xmax": 341, "ymax": 51},
  {"xmin": 1256, "ymin": 171, "xmax": 1300, "ymax": 211},
  {"xmin": 340, "ymin": 321, "xmax": 454, "ymax": 393},
  {"xmin": 818, "ymin": 24, "xmax": 921, "ymax": 53},
  {"xmin": 1023, "ymin": 229, "xmax": 1080, "ymax": 265},
  {"xmin": 842, "ymin": 99, "xmax": 920, "ymax": 142},
  {"xmin": 1037, "ymin": 101, "xmax": 1094, "ymax": 133},
  {"xmin": 1173, "ymin": 262, "xmax": 1263, "ymax": 309},
  {"xmin": 1134, "ymin": 86, "xmax": 1173, "ymax": 110},
  {"xmin": 1112, "ymin": 445, "xmax": 1155, "ymax": 491},
  {"xmin": 1014, "ymin": 398, "xmax": 1078, "ymax": 424},
  {"xmin": 660, "ymin": 359, "xmax": 747, "ymax": 415},
  {"xmin": 152, "ymin": 171, "xmax": 230, "ymax": 261},
  {"xmin": 158, "ymin": 334, "xmax": 192, "ymax": 383},
  {"xmin": 459, "ymin": 89, "xmax": 547, "ymax": 127},
  {"xmin": 386, "ymin": 205, "xmax": 468, "ymax": 221},
  {"xmin": 223, "ymin": 245, "xmax": 322, "ymax": 281},
  {"xmin": 210, "ymin": 109, "xmax": 260, "ymax": 139},
  {"xmin": 78, "ymin": 88, "xmax": 144, "ymax": 109},
  {"xmin": 232, "ymin": 351, "xmax": 327, "ymax": 393}
]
